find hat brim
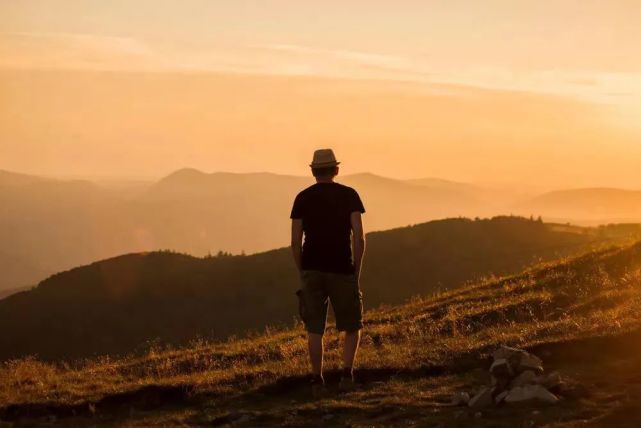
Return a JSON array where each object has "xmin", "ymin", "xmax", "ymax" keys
[{"xmin": 309, "ymin": 161, "xmax": 340, "ymax": 168}]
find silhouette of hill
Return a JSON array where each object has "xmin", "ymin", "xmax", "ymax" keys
[
  {"xmin": 518, "ymin": 188, "xmax": 641, "ymax": 222},
  {"xmin": 1, "ymin": 216, "xmax": 634, "ymax": 361},
  {"xmin": 3, "ymin": 239, "xmax": 641, "ymax": 426},
  {"xmin": 0, "ymin": 285, "xmax": 30, "ymax": 301},
  {"xmin": 404, "ymin": 177, "xmax": 479, "ymax": 193}
]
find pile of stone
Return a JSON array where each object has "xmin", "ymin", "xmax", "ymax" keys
[{"xmin": 452, "ymin": 346, "xmax": 563, "ymax": 409}]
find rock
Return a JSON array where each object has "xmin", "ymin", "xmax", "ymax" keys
[
  {"xmin": 492, "ymin": 345, "xmax": 525, "ymax": 361},
  {"xmin": 510, "ymin": 370, "xmax": 537, "ymax": 388},
  {"xmin": 494, "ymin": 390, "xmax": 509, "ymax": 404},
  {"xmin": 450, "ymin": 392, "xmax": 470, "ymax": 406},
  {"xmin": 468, "ymin": 387, "xmax": 494, "ymax": 409},
  {"xmin": 491, "ymin": 375, "xmax": 510, "ymax": 391},
  {"xmin": 474, "ymin": 411, "xmax": 482, "ymax": 418},
  {"xmin": 517, "ymin": 353, "xmax": 544, "ymax": 374},
  {"xmin": 539, "ymin": 371, "xmax": 562, "ymax": 389},
  {"xmin": 490, "ymin": 358, "xmax": 514, "ymax": 379},
  {"xmin": 504, "ymin": 385, "xmax": 559, "ymax": 404},
  {"xmin": 493, "ymin": 346, "xmax": 544, "ymax": 374}
]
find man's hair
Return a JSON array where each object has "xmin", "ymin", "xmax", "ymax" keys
[{"xmin": 312, "ymin": 166, "xmax": 338, "ymax": 178}]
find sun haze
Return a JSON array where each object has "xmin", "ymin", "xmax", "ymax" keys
[{"xmin": 1, "ymin": 1, "xmax": 641, "ymax": 188}]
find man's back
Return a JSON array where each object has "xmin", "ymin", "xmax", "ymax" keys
[{"xmin": 290, "ymin": 182, "xmax": 365, "ymax": 274}]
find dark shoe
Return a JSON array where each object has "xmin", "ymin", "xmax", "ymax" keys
[
  {"xmin": 310, "ymin": 375, "xmax": 326, "ymax": 397},
  {"xmin": 338, "ymin": 376, "xmax": 356, "ymax": 392}
]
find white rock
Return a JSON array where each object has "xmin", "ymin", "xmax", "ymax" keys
[
  {"xmin": 510, "ymin": 370, "xmax": 537, "ymax": 388},
  {"xmin": 539, "ymin": 371, "xmax": 562, "ymax": 389},
  {"xmin": 504, "ymin": 385, "xmax": 559, "ymax": 404},
  {"xmin": 493, "ymin": 346, "xmax": 524, "ymax": 361},
  {"xmin": 490, "ymin": 358, "xmax": 513, "ymax": 378},
  {"xmin": 518, "ymin": 353, "xmax": 544, "ymax": 373}
]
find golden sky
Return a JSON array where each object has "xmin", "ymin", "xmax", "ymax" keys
[{"xmin": 1, "ymin": 1, "xmax": 641, "ymax": 187}]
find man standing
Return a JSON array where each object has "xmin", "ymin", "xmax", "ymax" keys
[{"xmin": 290, "ymin": 149, "xmax": 366, "ymax": 393}]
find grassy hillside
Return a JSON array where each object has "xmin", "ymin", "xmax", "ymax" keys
[
  {"xmin": 2, "ymin": 239, "xmax": 641, "ymax": 426},
  {"xmin": 0, "ymin": 216, "xmax": 636, "ymax": 362}
]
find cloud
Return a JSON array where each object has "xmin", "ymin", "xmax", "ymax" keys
[
  {"xmin": 0, "ymin": 32, "xmax": 166, "ymax": 71},
  {"xmin": 263, "ymin": 44, "xmax": 411, "ymax": 71},
  {"xmin": 1, "ymin": 32, "xmax": 640, "ymax": 112}
]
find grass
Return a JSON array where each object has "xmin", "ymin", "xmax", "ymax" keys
[{"xmin": 3, "ymin": 241, "xmax": 641, "ymax": 425}]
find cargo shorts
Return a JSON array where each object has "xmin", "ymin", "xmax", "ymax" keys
[{"xmin": 296, "ymin": 270, "xmax": 364, "ymax": 335}]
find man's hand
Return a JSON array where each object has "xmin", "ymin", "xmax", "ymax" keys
[
  {"xmin": 350, "ymin": 212, "xmax": 365, "ymax": 279},
  {"xmin": 291, "ymin": 218, "xmax": 304, "ymax": 273}
]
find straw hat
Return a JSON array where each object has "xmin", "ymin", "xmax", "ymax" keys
[{"xmin": 310, "ymin": 149, "xmax": 340, "ymax": 168}]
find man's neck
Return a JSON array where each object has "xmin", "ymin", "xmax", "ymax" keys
[{"xmin": 315, "ymin": 178, "xmax": 335, "ymax": 184}]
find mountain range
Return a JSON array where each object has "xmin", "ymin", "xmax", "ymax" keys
[{"xmin": 2, "ymin": 167, "xmax": 641, "ymax": 293}]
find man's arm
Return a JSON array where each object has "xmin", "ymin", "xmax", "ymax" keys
[
  {"xmin": 350, "ymin": 212, "xmax": 366, "ymax": 279},
  {"xmin": 291, "ymin": 218, "xmax": 303, "ymax": 272}
]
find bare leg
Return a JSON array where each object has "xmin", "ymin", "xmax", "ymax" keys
[
  {"xmin": 342, "ymin": 330, "xmax": 361, "ymax": 371},
  {"xmin": 307, "ymin": 333, "xmax": 324, "ymax": 376}
]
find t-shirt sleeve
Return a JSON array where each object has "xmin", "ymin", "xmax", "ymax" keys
[
  {"xmin": 350, "ymin": 190, "xmax": 366, "ymax": 214},
  {"xmin": 290, "ymin": 193, "xmax": 304, "ymax": 219}
]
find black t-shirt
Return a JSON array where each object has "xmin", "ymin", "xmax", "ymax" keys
[{"xmin": 290, "ymin": 182, "xmax": 365, "ymax": 274}]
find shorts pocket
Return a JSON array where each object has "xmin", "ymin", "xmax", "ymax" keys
[{"xmin": 295, "ymin": 289, "xmax": 306, "ymax": 322}]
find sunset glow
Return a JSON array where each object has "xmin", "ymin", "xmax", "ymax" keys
[{"xmin": 1, "ymin": 1, "xmax": 641, "ymax": 187}]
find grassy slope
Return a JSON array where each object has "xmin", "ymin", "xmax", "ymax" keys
[{"xmin": 3, "ymin": 241, "xmax": 641, "ymax": 426}]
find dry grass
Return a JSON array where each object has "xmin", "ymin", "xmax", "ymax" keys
[{"xmin": 2, "ymin": 241, "xmax": 641, "ymax": 425}]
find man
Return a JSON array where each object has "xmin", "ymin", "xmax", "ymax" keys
[{"xmin": 290, "ymin": 148, "xmax": 366, "ymax": 394}]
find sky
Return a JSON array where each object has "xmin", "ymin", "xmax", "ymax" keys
[{"xmin": 1, "ymin": 0, "xmax": 641, "ymax": 188}]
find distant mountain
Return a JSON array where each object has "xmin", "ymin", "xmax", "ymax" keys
[
  {"xmin": 0, "ymin": 170, "xmax": 135, "ymax": 291},
  {"xmin": 0, "ymin": 216, "xmax": 629, "ymax": 361},
  {"xmin": 518, "ymin": 188, "xmax": 641, "ymax": 222},
  {"xmin": 404, "ymin": 177, "xmax": 479, "ymax": 193},
  {"xmin": 0, "ymin": 170, "xmax": 47, "ymax": 187},
  {"xmin": 0, "ymin": 168, "xmax": 492, "ymax": 291}
]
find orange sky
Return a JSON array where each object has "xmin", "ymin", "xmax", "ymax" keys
[{"xmin": 1, "ymin": 1, "xmax": 641, "ymax": 188}]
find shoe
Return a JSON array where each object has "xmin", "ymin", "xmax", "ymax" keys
[
  {"xmin": 338, "ymin": 376, "xmax": 356, "ymax": 392},
  {"xmin": 310, "ymin": 375, "xmax": 326, "ymax": 397}
]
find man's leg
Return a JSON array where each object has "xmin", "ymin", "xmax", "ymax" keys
[
  {"xmin": 299, "ymin": 270, "xmax": 328, "ymax": 390},
  {"xmin": 327, "ymin": 272, "xmax": 364, "ymax": 389},
  {"xmin": 342, "ymin": 329, "xmax": 361, "ymax": 381},
  {"xmin": 308, "ymin": 332, "xmax": 324, "ymax": 376}
]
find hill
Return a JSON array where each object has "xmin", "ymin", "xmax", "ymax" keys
[
  {"xmin": 518, "ymin": 188, "xmax": 641, "ymax": 223},
  {"xmin": 0, "ymin": 216, "xmax": 636, "ymax": 361},
  {"xmin": 0, "ymin": 168, "xmax": 491, "ymax": 292},
  {"xmin": 2, "ymin": 238, "xmax": 641, "ymax": 425}
]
